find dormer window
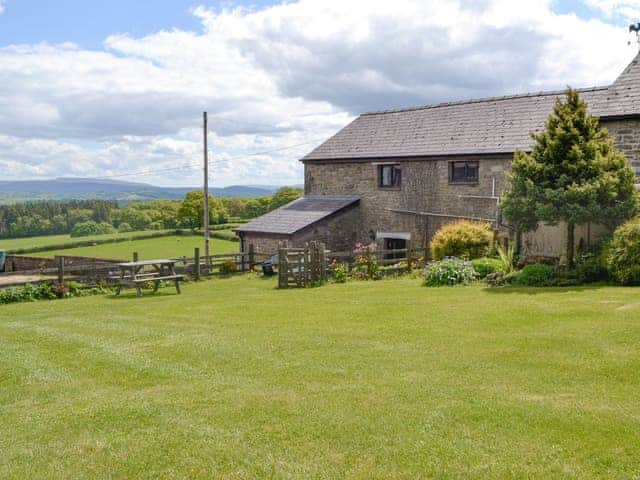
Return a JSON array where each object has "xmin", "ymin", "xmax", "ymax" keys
[{"xmin": 378, "ymin": 164, "xmax": 401, "ymax": 189}]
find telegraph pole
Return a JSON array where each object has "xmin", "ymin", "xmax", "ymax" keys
[{"xmin": 203, "ymin": 112, "xmax": 211, "ymax": 270}]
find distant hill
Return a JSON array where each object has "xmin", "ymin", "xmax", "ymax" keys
[{"xmin": 0, "ymin": 178, "xmax": 288, "ymax": 203}]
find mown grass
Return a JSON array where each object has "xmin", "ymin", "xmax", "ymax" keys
[
  {"xmin": 30, "ymin": 234, "xmax": 237, "ymax": 260},
  {"xmin": 0, "ymin": 277, "xmax": 639, "ymax": 478}
]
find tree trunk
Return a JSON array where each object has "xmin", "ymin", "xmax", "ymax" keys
[{"xmin": 566, "ymin": 222, "xmax": 575, "ymax": 269}]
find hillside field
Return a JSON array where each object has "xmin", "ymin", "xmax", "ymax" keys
[
  {"xmin": 31, "ymin": 233, "xmax": 238, "ymax": 260},
  {"xmin": 0, "ymin": 230, "xmax": 173, "ymax": 253},
  {"xmin": 1, "ymin": 277, "xmax": 639, "ymax": 478}
]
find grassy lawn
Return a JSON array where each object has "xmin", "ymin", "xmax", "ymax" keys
[
  {"xmin": 0, "ymin": 230, "xmax": 173, "ymax": 252},
  {"xmin": 30, "ymin": 235, "xmax": 238, "ymax": 260},
  {"xmin": 1, "ymin": 278, "xmax": 639, "ymax": 478}
]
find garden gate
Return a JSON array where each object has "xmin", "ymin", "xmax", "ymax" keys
[{"xmin": 277, "ymin": 241, "xmax": 327, "ymax": 288}]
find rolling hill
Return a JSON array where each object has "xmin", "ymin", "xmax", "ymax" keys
[{"xmin": 0, "ymin": 178, "xmax": 290, "ymax": 203}]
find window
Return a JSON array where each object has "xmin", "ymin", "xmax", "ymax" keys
[
  {"xmin": 449, "ymin": 161, "xmax": 479, "ymax": 183},
  {"xmin": 383, "ymin": 237, "xmax": 407, "ymax": 260},
  {"xmin": 378, "ymin": 164, "xmax": 401, "ymax": 188}
]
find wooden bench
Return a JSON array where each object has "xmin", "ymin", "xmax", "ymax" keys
[{"xmin": 115, "ymin": 260, "xmax": 183, "ymax": 297}]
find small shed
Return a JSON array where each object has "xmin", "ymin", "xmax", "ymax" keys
[{"xmin": 235, "ymin": 195, "xmax": 360, "ymax": 255}]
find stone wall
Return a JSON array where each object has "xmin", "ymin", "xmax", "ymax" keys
[
  {"xmin": 241, "ymin": 204, "xmax": 361, "ymax": 255},
  {"xmin": 304, "ymin": 156, "xmax": 510, "ymax": 251},
  {"xmin": 604, "ymin": 119, "xmax": 640, "ymax": 173},
  {"xmin": 522, "ymin": 223, "xmax": 611, "ymax": 260}
]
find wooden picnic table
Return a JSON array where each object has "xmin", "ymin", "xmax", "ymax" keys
[{"xmin": 115, "ymin": 259, "xmax": 184, "ymax": 297}]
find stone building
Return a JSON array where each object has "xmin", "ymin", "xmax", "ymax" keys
[{"xmin": 237, "ymin": 53, "xmax": 640, "ymax": 257}]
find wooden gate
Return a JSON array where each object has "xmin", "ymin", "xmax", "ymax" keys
[{"xmin": 277, "ymin": 241, "xmax": 327, "ymax": 288}]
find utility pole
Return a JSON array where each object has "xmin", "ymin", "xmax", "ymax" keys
[{"xmin": 203, "ymin": 112, "xmax": 211, "ymax": 271}]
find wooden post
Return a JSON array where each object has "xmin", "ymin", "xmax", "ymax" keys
[
  {"xmin": 406, "ymin": 240, "xmax": 412, "ymax": 272},
  {"xmin": 133, "ymin": 252, "xmax": 139, "ymax": 262},
  {"xmin": 203, "ymin": 112, "xmax": 211, "ymax": 272},
  {"xmin": 320, "ymin": 242, "xmax": 327, "ymax": 282},
  {"xmin": 248, "ymin": 243, "xmax": 255, "ymax": 272},
  {"xmin": 278, "ymin": 243, "xmax": 288, "ymax": 289},
  {"xmin": 194, "ymin": 247, "xmax": 201, "ymax": 281},
  {"xmin": 57, "ymin": 256, "xmax": 65, "ymax": 284}
]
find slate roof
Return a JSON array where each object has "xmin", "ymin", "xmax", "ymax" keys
[
  {"xmin": 303, "ymin": 53, "xmax": 640, "ymax": 162},
  {"xmin": 235, "ymin": 195, "xmax": 360, "ymax": 235}
]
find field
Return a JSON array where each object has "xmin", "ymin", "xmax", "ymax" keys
[
  {"xmin": 26, "ymin": 234, "xmax": 237, "ymax": 260},
  {"xmin": 0, "ymin": 230, "xmax": 174, "ymax": 252},
  {"xmin": 1, "ymin": 277, "xmax": 639, "ymax": 478}
]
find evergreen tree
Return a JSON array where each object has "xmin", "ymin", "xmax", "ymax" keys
[{"xmin": 502, "ymin": 89, "xmax": 638, "ymax": 267}]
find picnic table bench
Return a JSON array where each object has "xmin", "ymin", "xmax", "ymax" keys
[{"xmin": 114, "ymin": 259, "xmax": 184, "ymax": 297}]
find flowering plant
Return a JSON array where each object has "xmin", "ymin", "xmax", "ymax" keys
[{"xmin": 424, "ymin": 257, "xmax": 477, "ymax": 287}]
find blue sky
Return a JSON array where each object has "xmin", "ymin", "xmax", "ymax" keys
[
  {"xmin": 0, "ymin": 0, "xmax": 638, "ymax": 186},
  {"xmin": 0, "ymin": 1, "xmax": 278, "ymax": 48},
  {"xmin": 0, "ymin": 0, "xmax": 631, "ymax": 49}
]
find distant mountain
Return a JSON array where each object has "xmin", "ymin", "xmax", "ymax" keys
[{"xmin": 0, "ymin": 178, "xmax": 286, "ymax": 203}]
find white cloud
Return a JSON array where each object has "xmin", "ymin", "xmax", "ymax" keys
[
  {"xmin": 0, "ymin": 0, "xmax": 638, "ymax": 186},
  {"xmin": 583, "ymin": 0, "xmax": 640, "ymax": 20},
  {"xmin": 0, "ymin": 1, "xmax": 5, "ymax": 14}
]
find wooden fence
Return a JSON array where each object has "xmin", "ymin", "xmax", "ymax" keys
[
  {"xmin": 0, "ymin": 246, "xmax": 269, "ymax": 288},
  {"xmin": 326, "ymin": 245, "xmax": 427, "ymax": 276}
]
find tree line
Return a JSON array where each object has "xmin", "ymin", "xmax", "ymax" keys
[{"xmin": 0, "ymin": 187, "xmax": 303, "ymax": 239}]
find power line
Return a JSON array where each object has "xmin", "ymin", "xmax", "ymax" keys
[{"xmin": 90, "ymin": 139, "xmax": 323, "ymax": 180}]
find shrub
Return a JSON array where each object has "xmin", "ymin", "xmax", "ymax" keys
[
  {"xmin": 430, "ymin": 221, "xmax": 493, "ymax": 260},
  {"xmin": 605, "ymin": 218, "xmax": 640, "ymax": 285},
  {"xmin": 0, "ymin": 282, "xmax": 111, "ymax": 305},
  {"xmin": 118, "ymin": 222, "xmax": 133, "ymax": 233},
  {"xmin": 330, "ymin": 260, "xmax": 349, "ymax": 283},
  {"xmin": 512, "ymin": 264, "xmax": 557, "ymax": 287},
  {"xmin": 424, "ymin": 258, "xmax": 477, "ymax": 287},
  {"xmin": 472, "ymin": 257, "xmax": 503, "ymax": 278},
  {"xmin": 70, "ymin": 221, "xmax": 116, "ymax": 238},
  {"xmin": 573, "ymin": 253, "xmax": 608, "ymax": 284},
  {"xmin": 496, "ymin": 242, "xmax": 516, "ymax": 274},
  {"xmin": 352, "ymin": 242, "xmax": 381, "ymax": 280},
  {"xmin": 219, "ymin": 258, "xmax": 238, "ymax": 275}
]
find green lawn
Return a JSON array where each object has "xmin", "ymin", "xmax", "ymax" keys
[
  {"xmin": 31, "ymin": 234, "xmax": 237, "ymax": 260},
  {"xmin": 0, "ymin": 230, "xmax": 174, "ymax": 252},
  {"xmin": 1, "ymin": 278, "xmax": 639, "ymax": 478}
]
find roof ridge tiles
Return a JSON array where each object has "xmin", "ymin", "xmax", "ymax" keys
[{"xmin": 361, "ymin": 86, "xmax": 609, "ymax": 116}]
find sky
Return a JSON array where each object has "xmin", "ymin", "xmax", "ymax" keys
[{"xmin": 0, "ymin": 0, "xmax": 639, "ymax": 187}]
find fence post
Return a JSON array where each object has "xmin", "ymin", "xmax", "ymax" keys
[
  {"xmin": 278, "ymin": 243, "xmax": 288, "ymax": 289},
  {"xmin": 406, "ymin": 240, "xmax": 412, "ymax": 272},
  {"xmin": 194, "ymin": 247, "xmax": 201, "ymax": 281},
  {"xmin": 248, "ymin": 243, "xmax": 255, "ymax": 271},
  {"xmin": 57, "ymin": 256, "xmax": 65, "ymax": 284},
  {"xmin": 133, "ymin": 252, "xmax": 139, "ymax": 262}
]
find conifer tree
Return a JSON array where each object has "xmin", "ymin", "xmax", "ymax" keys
[{"xmin": 502, "ymin": 89, "xmax": 638, "ymax": 267}]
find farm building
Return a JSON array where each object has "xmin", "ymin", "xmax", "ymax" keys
[{"xmin": 237, "ymin": 52, "xmax": 640, "ymax": 258}]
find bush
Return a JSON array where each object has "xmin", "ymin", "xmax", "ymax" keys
[
  {"xmin": 605, "ymin": 218, "xmax": 640, "ymax": 285},
  {"xmin": 512, "ymin": 264, "xmax": 557, "ymax": 287},
  {"xmin": 430, "ymin": 221, "xmax": 493, "ymax": 260},
  {"xmin": 70, "ymin": 221, "xmax": 115, "ymax": 238},
  {"xmin": 471, "ymin": 257, "xmax": 503, "ymax": 278},
  {"xmin": 424, "ymin": 258, "xmax": 477, "ymax": 287},
  {"xmin": 352, "ymin": 242, "xmax": 381, "ymax": 280},
  {"xmin": 118, "ymin": 222, "xmax": 133, "ymax": 233},
  {"xmin": 330, "ymin": 260, "xmax": 349, "ymax": 283},
  {"xmin": 573, "ymin": 253, "xmax": 608, "ymax": 284},
  {"xmin": 219, "ymin": 258, "xmax": 238, "ymax": 275}
]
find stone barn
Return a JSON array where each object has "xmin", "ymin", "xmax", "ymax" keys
[{"xmin": 237, "ymin": 53, "xmax": 640, "ymax": 258}]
